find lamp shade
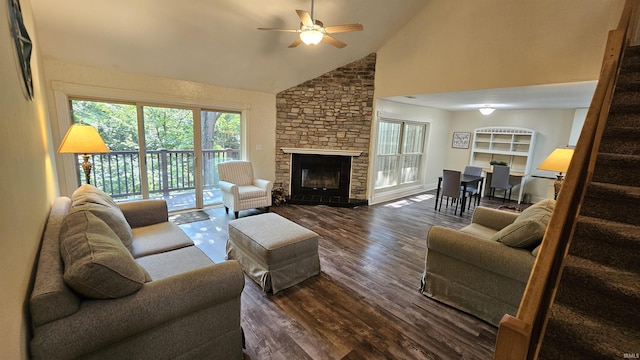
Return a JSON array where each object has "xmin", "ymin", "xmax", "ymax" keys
[
  {"xmin": 58, "ymin": 123, "xmax": 110, "ymax": 154},
  {"xmin": 537, "ymin": 147, "xmax": 574, "ymax": 173}
]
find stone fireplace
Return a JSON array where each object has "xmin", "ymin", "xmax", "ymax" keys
[{"xmin": 274, "ymin": 53, "xmax": 376, "ymax": 206}]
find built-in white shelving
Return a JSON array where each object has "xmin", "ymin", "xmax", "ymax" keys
[
  {"xmin": 470, "ymin": 127, "xmax": 536, "ymax": 174},
  {"xmin": 470, "ymin": 127, "xmax": 537, "ymax": 203}
]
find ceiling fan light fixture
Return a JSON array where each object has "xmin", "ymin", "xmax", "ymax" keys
[
  {"xmin": 299, "ymin": 28, "xmax": 324, "ymax": 45},
  {"xmin": 479, "ymin": 106, "xmax": 496, "ymax": 115}
]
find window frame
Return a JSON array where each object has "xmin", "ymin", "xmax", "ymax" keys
[
  {"xmin": 374, "ymin": 119, "xmax": 427, "ymax": 191},
  {"xmin": 52, "ymin": 81, "xmax": 249, "ymax": 198}
]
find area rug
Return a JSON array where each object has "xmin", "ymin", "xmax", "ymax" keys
[{"xmin": 169, "ymin": 210, "xmax": 211, "ymax": 225}]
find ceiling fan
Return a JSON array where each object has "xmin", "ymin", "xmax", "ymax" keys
[{"xmin": 258, "ymin": 0, "xmax": 363, "ymax": 49}]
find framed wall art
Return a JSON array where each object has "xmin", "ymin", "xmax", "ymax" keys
[
  {"xmin": 452, "ymin": 132, "xmax": 471, "ymax": 149},
  {"xmin": 8, "ymin": 0, "xmax": 34, "ymax": 100}
]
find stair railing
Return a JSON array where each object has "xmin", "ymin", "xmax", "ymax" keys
[{"xmin": 493, "ymin": 1, "xmax": 640, "ymax": 359}]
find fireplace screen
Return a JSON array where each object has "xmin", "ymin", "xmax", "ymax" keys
[{"xmin": 301, "ymin": 168, "xmax": 340, "ymax": 189}]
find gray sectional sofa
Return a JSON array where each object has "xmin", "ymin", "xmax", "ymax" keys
[
  {"xmin": 421, "ymin": 199, "xmax": 555, "ymax": 326},
  {"xmin": 29, "ymin": 185, "xmax": 245, "ymax": 359}
]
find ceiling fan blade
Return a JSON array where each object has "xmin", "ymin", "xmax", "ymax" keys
[
  {"xmin": 323, "ymin": 35, "xmax": 347, "ymax": 49},
  {"xmin": 257, "ymin": 27, "xmax": 299, "ymax": 32},
  {"xmin": 324, "ymin": 24, "xmax": 364, "ymax": 33},
  {"xmin": 296, "ymin": 10, "xmax": 314, "ymax": 27},
  {"xmin": 288, "ymin": 37, "xmax": 303, "ymax": 48}
]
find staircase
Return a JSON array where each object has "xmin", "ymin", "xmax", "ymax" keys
[{"xmin": 537, "ymin": 46, "xmax": 640, "ymax": 359}]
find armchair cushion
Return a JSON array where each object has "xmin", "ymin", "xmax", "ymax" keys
[
  {"xmin": 238, "ymin": 185, "xmax": 268, "ymax": 200},
  {"xmin": 60, "ymin": 210, "xmax": 148, "ymax": 299},
  {"xmin": 219, "ymin": 161, "xmax": 254, "ymax": 186}
]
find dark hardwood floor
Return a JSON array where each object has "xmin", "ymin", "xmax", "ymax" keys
[{"xmin": 178, "ymin": 191, "xmax": 525, "ymax": 360}]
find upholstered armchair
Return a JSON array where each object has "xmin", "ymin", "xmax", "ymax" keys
[{"xmin": 218, "ymin": 160, "xmax": 273, "ymax": 218}]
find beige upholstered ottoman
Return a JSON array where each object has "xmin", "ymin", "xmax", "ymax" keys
[{"xmin": 226, "ymin": 213, "xmax": 321, "ymax": 294}]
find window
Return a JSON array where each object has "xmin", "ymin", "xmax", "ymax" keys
[{"xmin": 375, "ymin": 120, "xmax": 426, "ymax": 190}]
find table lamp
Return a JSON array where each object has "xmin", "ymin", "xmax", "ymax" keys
[
  {"xmin": 58, "ymin": 122, "xmax": 110, "ymax": 185},
  {"xmin": 537, "ymin": 147, "xmax": 574, "ymax": 200}
]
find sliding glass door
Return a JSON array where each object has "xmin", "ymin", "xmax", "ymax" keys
[
  {"xmin": 69, "ymin": 99, "xmax": 241, "ymax": 211},
  {"xmin": 201, "ymin": 110, "xmax": 241, "ymax": 207},
  {"xmin": 143, "ymin": 106, "xmax": 195, "ymax": 210}
]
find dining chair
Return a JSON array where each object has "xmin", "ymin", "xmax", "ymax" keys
[
  {"xmin": 490, "ymin": 165, "xmax": 513, "ymax": 203},
  {"xmin": 463, "ymin": 165, "xmax": 483, "ymax": 208},
  {"xmin": 439, "ymin": 170, "xmax": 469, "ymax": 215},
  {"xmin": 463, "ymin": 165, "xmax": 483, "ymax": 177}
]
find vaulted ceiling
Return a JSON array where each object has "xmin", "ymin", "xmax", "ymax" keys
[
  {"xmin": 30, "ymin": 0, "xmax": 427, "ymax": 94},
  {"xmin": 29, "ymin": 0, "xmax": 604, "ymax": 110}
]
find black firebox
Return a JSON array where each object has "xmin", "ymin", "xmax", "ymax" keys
[{"xmin": 291, "ymin": 154, "xmax": 351, "ymax": 198}]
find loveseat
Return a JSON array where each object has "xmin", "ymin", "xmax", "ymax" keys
[
  {"xmin": 29, "ymin": 185, "xmax": 245, "ymax": 359},
  {"xmin": 420, "ymin": 199, "xmax": 555, "ymax": 326}
]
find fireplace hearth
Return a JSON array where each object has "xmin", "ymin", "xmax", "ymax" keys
[{"xmin": 289, "ymin": 153, "xmax": 367, "ymax": 207}]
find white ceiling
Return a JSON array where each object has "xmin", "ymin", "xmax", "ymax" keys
[
  {"xmin": 383, "ymin": 81, "xmax": 598, "ymax": 112},
  {"xmin": 28, "ymin": 0, "xmax": 597, "ymax": 111},
  {"xmin": 29, "ymin": 0, "xmax": 426, "ymax": 94}
]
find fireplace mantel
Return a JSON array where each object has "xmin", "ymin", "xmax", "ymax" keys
[{"xmin": 281, "ymin": 148, "xmax": 362, "ymax": 157}]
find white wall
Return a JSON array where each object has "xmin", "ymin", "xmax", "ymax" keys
[
  {"xmin": 569, "ymin": 108, "xmax": 589, "ymax": 146},
  {"xmin": 42, "ymin": 60, "xmax": 276, "ymax": 196},
  {"xmin": 448, "ymin": 109, "xmax": 576, "ymax": 202},
  {"xmin": 369, "ymin": 102, "xmax": 576, "ymax": 203},
  {"xmin": 374, "ymin": 0, "xmax": 624, "ymax": 98},
  {"xmin": 371, "ymin": 0, "xmax": 622, "ymax": 204},
  {"xmin": 370, "ymin": 99, "xmax": 452, "ymax": 204},
  {"xmin": 0, "ymin": 0, "xmax": 57, "ymax": 358}
]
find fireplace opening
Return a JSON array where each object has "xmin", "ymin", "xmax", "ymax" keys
[
  {"xmin": 301, "ymin": 168, "xmax": 340, "ymax": 190},
  {"xmin": 291, "ymin": 154, "xmax": 350, "ymax": 199}
]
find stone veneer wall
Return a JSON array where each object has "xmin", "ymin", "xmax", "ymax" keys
[{"xmin": 275, "ymin": 53, "xmax": 376, "ymax": 200}]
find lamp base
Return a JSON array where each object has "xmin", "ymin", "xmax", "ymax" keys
[
  {"xmin": 81, "ymin": 154, "xmax": 92, "ymax": 184},
  {"xmin": 553, "ymin": 173, "xmax": 564, "ymax": 200}
]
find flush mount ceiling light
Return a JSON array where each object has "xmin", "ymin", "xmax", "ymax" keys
[
  {"xmin": 299, "ymin": 26, "xmax": 324, "ymax": 45},
  {"xmin": 479, "ymin": 106, "xmax": 496, "ymax": 115}
]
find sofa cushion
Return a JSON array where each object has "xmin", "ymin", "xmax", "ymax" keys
[
  {"xmin": 130, "ymin": 222, "xmax": 194, "ymax": 258},
  {"xmin": 69, "ymin": 204, "xmax": 134, "ymax": 251},
  {"xmin": 459, "ymin": 223, "xmax": 500, "ymax": 240},
  {"xmin": 491, "ymin": 199, "xmax": 555, "ymax": 249},
  {"xmin": 60, "ymin": 210, "xmax": 148, "ymax": 299},
  {"xmin": 136, "ymin": 246, "xmax": 214, "ymax": 280}
]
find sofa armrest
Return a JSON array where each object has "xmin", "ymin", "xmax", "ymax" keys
[
  {"xmin": 427, "ymin": 226, "xmax": 534, "ymax": 283},
  {"xmin": 253, "ymin": 178, "xmax": 273, "ymax": 192},
  {"xmin": 31, "ymin": 260, "xmax": 245, "ymax": 360},
  {"xmin": 218, "ymin": 180, "xmax": 238, "ymax": 195},
  {"xmin": 471, "ymin": 206, "xmax": 519, "ymax": 231},
  {"xmin": 118, "ymin": 199, "xmax": 168, "ymax": 228}
]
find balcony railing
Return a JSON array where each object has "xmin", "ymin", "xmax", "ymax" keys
[{"xmin": 79, "ymin": 149, "xmax": 239, "ymax": 201}]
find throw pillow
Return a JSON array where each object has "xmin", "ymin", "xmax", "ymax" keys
[
  {"xmin": 491, "ymin": 199, "xmax": 555, "ymax": 249},
  {"xmin": 69, "ymin": 204, "xmax": 134, "ymax": 252},
  {"xmin": 60, "ymin": 210, "xmax": 148, "ymax": 299},
  {"xmin": 491, "ymin": 217, "xmax": 549, "ymax": 248},
  {"xmin": 71, "ymin": 184, "xmax": 119, "ymax": 208}
]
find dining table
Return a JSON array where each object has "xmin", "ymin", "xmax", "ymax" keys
[{"xmin": 434, "ymin": 174, "xmax": 484, "ymax": 216}]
